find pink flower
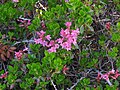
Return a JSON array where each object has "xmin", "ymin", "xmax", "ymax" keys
[
  {"xmin": 34, "ymin": 38, "xmax": 42, "ymax": 44},
  {"xmin": 36, "ymin": 31, "xmax": 45, "ymax": 38},
  {"xmin": 96, "ymin": 72, "xmax": 101, "ymax": 81},
  {"xmin": 41, "ymin": 40, "xmax": 48, "ymax": 47},
  {"xmin": 96, "ymin": 72, "xmax": 112, "ymax": 86},
  {"xmin": 48, "ymin": 47, "xmax": 57, "ymax": 52},
  {"xmin": 62, "ymin": 65, "xmax": 69, "ymax": 75},
  {"xmin": 71, "ymin": 28, "xmax": 79, "ymax": 37},
  {"xmin": 110, "ymin": 70, "xmax": 120, "ymax": 79},
  {"xmin": 101, "ymin": 73, "xmax": 109, "ymax": 81},
  {"xmin": 47, "ymin": 40, "xmax": 55, "ymax": 47},
  {"xmin": 12, "ymin": 0, "xmax": 19, "ymax": 2},
  {"xmin": 54, "ymin": 44, "xmax": 59, "ymax": 49},
  {"xmin": 105, "ymin": 22, "xmax": 111, "ymax": 30},
  {"xmin": 67, "ymin": 36, "xmax": 73, "ymax": 43},
  {"xmin": 47, "ymin": 42, "xmax": 59, "ymax": 53},
  {"xmin": 60, "ymin": 28, "xmax": 66, "ymax": 37},
  {"xmin": 41, "ymin": 22, "xmax": 46, "ymax": 29},
  {"xmin": 65, "ymin": 0, "xmax": 69, "ymax": 2},
  {"xmin": 15, "ymin": 50, "xmax": 23, "ymax": 60},
  {"xmin": 45, "ymin": 35, "xmax": 51, "ymax": 41},
  {"xmin": 27, "ymin": 20, "xmax": 31, "ymax": 26},
  {"xmin": 40, "ymin": 30, "xmax": 46, "ymax": 35},
  {"xmin": 18, "ymin": 19, "xmax": 31, "ymax": 28},
  {"xmin": 0, "ymin": 72, "xmax": 8, "ymax": 79},
  {"xmin": 23, "ymin": 47, "xmax": 28, "ymax": 52},
  {"xmin": 64, "ymin": 29, "xmax": 70, "ymax": 35},
  {"xmin": 108, "ymin": 69, "xmax": 115, "ymax": 75},
  {"xmin": 65, "ymin": 22, "xmax": 72, "ymax": 28},
  {"xmin": 56, "ymin": 38, "xmax": 63, "ymax": 44},
  {"xmin": 61, "ymin": 42, "xmax": 71, "ymax": 51},
  {"xmin": 72, "ymin": 37, "xmax": 77, "ymax": 45},
  {"xmin": 96, "ymin": 69, "xmax": 120, "ymax": 86}
]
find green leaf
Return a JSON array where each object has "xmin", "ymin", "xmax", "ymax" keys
[
  {"xmin": 82, "ymin": 78, "xmax": 90, "ymax": 85},
  {"xmin": 28, "ymin": 17, "xmax": 40, "ymax": 31},
  {"xmin": 80, "ymin": 25, "xmax": 84, "ymax": 34},
  {"xmin": 27, "ymin": 64, "xmax": 31, "ymax": 69},
  {"xmin": 108, "ymin": 51, "xmax": 117, "ymax": 58},
  {"xmin": 111, "ymin": 33, "xmax": 120, "ymax": 42},
  {"xmin": 79, "ymin": 10, "xmax": 85, "ymax": 16},
  {"xmin": 117, "ymin": 22, "xmax": 120, "ymax": 30},
  {"xmin": 87, "ymin": 24, "xmax": 94, "ymax": 31},
  {"xmin": 8, "ymin": 66, "xmax": 14, "ymax": 73},
  {"xmin": 25, "ymin": 77, "xmax": 34, "ymax": 85},
  {"xmin": 7, "ymin": 74, "xmax": 17, "ymax": 84},
  {"xmin": 99, "ymin": 40, "xmax": 105, "ymax": 46},
  {"xmin": 112, "ymin": 47, "xmax": 118, "ymax": 53},
  {"xmin": 54, "ymin": 58, "xmax": 62, "ymax": 70},
  {"xmin": 0, "ymin": 84, "xmax": 6, "ymax": 90}
]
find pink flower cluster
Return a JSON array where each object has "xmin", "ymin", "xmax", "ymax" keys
[
  {"xmin": 97, "ymin": 69, "xmax": 120, "ymax": 86},
  {"xmin": 34, "ymin": 22, "xmax": 79, "ymax": 52},
  {"xmin": 17, "ymin": 18, "xmax": 31, "ymax": 29},
  {"xmin": 15, "ymin": 50, "xmax": 23, "ymax": 60},
  {"xmin": 0, "ymin": 72, "xmax": 8, "ymax": 79},
  {"xmin": 15, "ymin": 47, "xmax": 28, "ymax": 60},
  {"xmin": 12, "ymin": 0, "xmax": 19, "ymax": 3}
]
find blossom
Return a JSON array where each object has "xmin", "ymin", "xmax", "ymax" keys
[
  {"xmin": 18, "ymin": 19, "xmax": 31, "ymax": 28},
  {"xmin": 23, "ymin": 47, "xmax": 28, "ymax": 52},
  {"xmin": 71, "ymin": 28, "xmax": 80, "ymax": 37},
  {"xmin": 96, "ymin": 72, "xmax": 101, "ymax": 81},
  {"xmin": 108, "ymin": 69, "xmax": 115, "ymax": 75},
  {"xmin": 12, "ymin": 0, "xmax": 19, "ymax": 2},
  {"xmin": 62, "ymin": 65, "xmax": 69, "ymax": 75},
  {"xmin": 47, "ymin": 42, "xmax": 59, "ymax": 53},
  {"xmin": 96, "ymin": 69, "xmax": 120, "ymax": 86},
  {"xmin": 45, "ymin": 35, "xmax": 51, "ymax": 41},
  {"xmin": 65, "ymin": 0, "xmax": 69, "ymax": 2},
  {"xmin": 0, "ymin": 72, "xmax": 8, "ymax": 79},
  {"xmin": 65, "ymin": 22, "xmax": 72, "ymax": 28},
  {"xmin": 96, "ymin": 72, "xmax": 112, "ymax": 86},
  {"xmin": 48, "ymin": 47, "xmax": 57, "ymax": 52},
  {"xmin": 54, "ymin": 44, "xmax": 59, "ymax": 49},
  {"xmin": 64, "ymin": 28, "xmax": 70, "ymax": 35},
  {"xmin": 34, "ymin": 22, "xmax": 79, "ymax": 52},
  {"xmin": 41, "ymin": 40, "xmax": 48, "ymax": 46},
  {"xmin": 101, "ymin": 73, "xmax": 112, "ymax": 86},
  {"xmin": 41, "ymin": 22, "xmax": 46, "ymax": 29},
  {"xmin": 56, "ymin": 38, "xmax": 63, "ymax": 44},
  {"xmin": 36, "ymin": 30, "xmax": 45, "ymax": 38},
  {"xmin": 40, "ymin": 30, "xmax": 46, "ymax": 35},
  {"xmin": 110, "ymin": 70, "xmax": 120, "ymax": 79},
  {"xmin": 61, "ymin": 42, "xmax": 71, "ymax": 51},
  {"xmin": 105, "ymin": 22, "xmax": 110, "ymax": 30},
  {"xmin": 72, "ymin": 37, "xmax": 77, "ymax": 45},
  {"xmin": 34, "ymin": 38, "xmax": 42, "ymax": 44},
  {"xmin": 27, "ymin": 20, "xmax": 31, "ymax": 26},
  {"xmin": 47, "ymin": 40, "xmax": 55, "ymax": 47},
  {"xmin": 101, "ymin": 73, "xmax": 109, "ymax": 81},
  {"xmin": 15, "ymin": 50, "xmax": 23, "ymax": 60},
  {"xmin": 60, "ymin": 28, "xmax": 66, "ymax": 37}
]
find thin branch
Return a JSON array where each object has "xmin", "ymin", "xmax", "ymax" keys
[
  {"xmin": 67, "ymin": 77, "xmax": 85, "ymax": 90},
  {"xmin": 3, "ymin": 63, "xmax": 6, "ymax": 72},
  {"xmin": 12, "ymin": 40, "xmax": 34, "ymax": 46},
  {"xmin": 50, "ymin": 79, "xmax": 58, "ymax": 90}
]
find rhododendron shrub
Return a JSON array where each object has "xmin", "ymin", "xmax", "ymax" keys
[{"xmin": 0, "ymin": 0, "xmax": 120, "ymax": 90}]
